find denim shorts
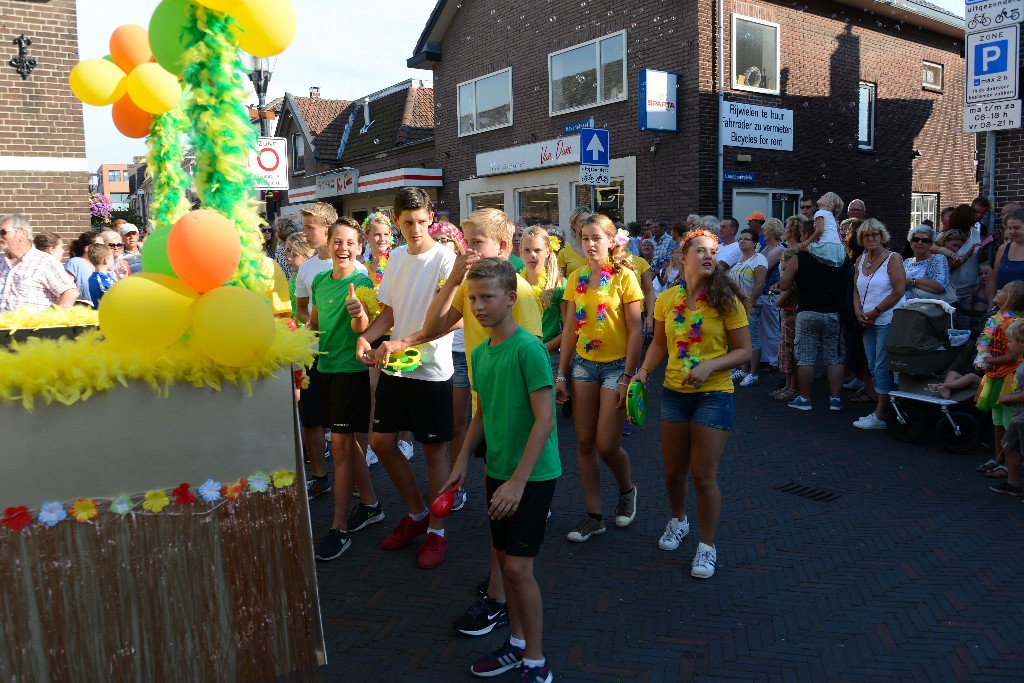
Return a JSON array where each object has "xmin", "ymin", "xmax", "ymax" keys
[
  {"xmin": 452, "ymin": 350, "xmax": 470, "ymax": 389},
  {"xmin": 571, "ymin": 354, "xmax": 626, "ymax": 391},
  {"xmin": 661, "ymin": 389, "xmax": 734, "ymax": 431}
]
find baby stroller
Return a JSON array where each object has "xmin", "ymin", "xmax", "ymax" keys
[{"xmin": 885, "ymin": 299, "xmax": 985, "ymax": 454}]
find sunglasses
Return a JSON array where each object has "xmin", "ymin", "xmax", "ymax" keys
[
  {"xmin": 261, "ymin": 228, "xmax": 273, "ymax": 235},
  {"xmin": 108, "ymin": 242, "xmax": 124, "ymax": 248},
  {"xmin": 910, "ymin": 236, "xmax": 932, "ymax": 244}
]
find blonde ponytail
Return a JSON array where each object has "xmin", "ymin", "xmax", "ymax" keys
[{"xmin": 521, "ymin": 225, "xmax": 564, "ymax": 308}]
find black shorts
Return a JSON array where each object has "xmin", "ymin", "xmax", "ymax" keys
[
  {"xmin": 298, "ymin": 359, "xmax": 329, "ymax": 429},
  {"xmin": 373, "ymin": 372, "xmax": 453, "ymax": 443},
  {"xmin": 486, "ymin": 477, "xmax": 557, "ymax": 558},
  {"xmin": 321, "ymin": 370, "xmax": 371, "ymax": 433}
]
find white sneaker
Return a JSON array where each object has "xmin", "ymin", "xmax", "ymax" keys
[
  {"xmin": 658, "ymin": 517, "xmax": 690, "ymax": 550},
  {"xmin": 842, "ymin": 377, "xmax": 864, "ymax": 391},
  {"xmin": 691, "ymin": 542, "xmax": 717, "ymax": 578},
  {"xmin": 739, "ymin": 374, "xmax": 759, "ymax": 387},
  {"xmin": 730, "ymin": 368, "xmax": 748, "ymax": 381},
  {"xmin": 365, "ymin": 447, "xmax": 379, "ymax": 466},
  {"xmin": 853, "ymin": 413, "xmax": 887, "ymax": 430},
  {"xmin": 398, "ymin": 440, "xmax": 414, "ymax": 460}
]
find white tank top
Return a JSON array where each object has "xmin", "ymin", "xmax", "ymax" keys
[{"xmin": 856, "ymin": 252, "xmax": 895, "ymax": 326}]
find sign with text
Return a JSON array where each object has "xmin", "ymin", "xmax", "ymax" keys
[
  {"xmin": 249, "ymin": 137, "xmax": 288, "ymax": 190},
  {"xmin": 639, "ymin": 69, "xmax": 680, "ymax": 132},
  {"xmin": 315, "ymin": 169, "xmax": 359, "ymax": 198},
  {"xmin": 578, "ymin": 128, "xmax": 610, "ymax": 185},
  {"xmin": 966, "ymin": 0, "xmax": 1023, "ymax": 32},
  {"xmin": 963, "ymin": 99, "xmax": 1023, "ymax": 132},
  {"xmin": 966, "ymin": 26, "xmax": 1019, "ymax": 103},
  {"xmin": 563, "ymin": 117, "xmax": 594, "ymax": 135},
  {"xmin": 720, "ymin": 102, "xmax": 794, "ymax": 151},
  {"xmin": 723, "ymin": 171, "xmax": 755, "ymax": 183},
  {"xmin": 579, "ymin": 164, "xmax": 610, "ymax": 185},
  {"xmin": 476, "ymin": 135, "xmax": 580, "ymax": 176}
]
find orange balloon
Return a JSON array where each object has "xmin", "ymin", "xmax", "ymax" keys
[
  {"xmin": 109, "ymin": 25, "xmax": 153, "ymax": 74},
  {"xmin": 111, "ymin": 95, "xmax": 153, "ymax": 138},
  {"xmin": 167, "ymin": 210, "xmax": 242, "ymax": 293}
]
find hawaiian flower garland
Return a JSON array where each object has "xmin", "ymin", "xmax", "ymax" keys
[
  {"xmin": 519, "ymin": 267, "xmax": 548, "ymax": 303},
  {"xmin": 975, "ymin": 309, "xmax": 1020, "ymax": 369},
  {"xmin": 673, "ymin": 281, "xmax": 706, "ymax": 372},
  {"xmin": 70, "ymin": 498, "xmax": 98, "ymax": 523},
  {"xmin": 372, "ymin": 251, "xmax": 389, "ymax": 288},
  {"xmin": 575, "ymin": 262, "xmax": 615, "ymax": 353}
]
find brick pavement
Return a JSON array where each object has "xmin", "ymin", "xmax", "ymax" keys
[{"xmin": 309, "ymin": 369, "xmax": 1024, "ymax": 682}]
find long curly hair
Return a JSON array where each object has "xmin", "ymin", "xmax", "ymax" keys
[
  {"xmin": 579, "ymin": 214, "xmax": 634, "ymax": 275},
  {"xmin": 681, "ymin": 234, "xmax": 750, "ymax": 314}
]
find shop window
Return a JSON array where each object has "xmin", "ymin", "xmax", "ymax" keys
[
  {"xmin": 858, "ymin": 82, "xmax": 876, "ymax": 150},
  {"xmin": 292, "ymin": 134, "xmax": 305, "ymax": 174},
  {"xmin": 922, "ymin": 61, "xmax": 943, "ymax": 92},
  {"xmin": 573, "ymin": 179, "xmax": 625, "ymax": 224},
  {"xmin": 549, "ymin": 31, "xmax": 626, "ymax": 115},
  {"xmin": 517, "ymin": 187, "xmax": 559, "ymax": 225},
  {"xmin": 458, "ymin": 69, "xmax": 512, "ymax": 137},
  {"xmin": 910, "ymin": 193, "xmax": 938, "ymax": 229},
  {"xmin": 732, "ymin": 15, "xmax": 779, "ymax": 95},
  {"xmin": 107, "ymin": 169, "xmax": 121, "ymax": 182},
  {"xmin": 470, "ymin": 192, "xmax": 505, "ymax": 213}
]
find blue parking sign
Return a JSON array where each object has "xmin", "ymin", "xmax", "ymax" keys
[
  {"xmin": 966, "ymin": 26, "xmax": 1019, "ymax": 104},
  {"xmin": 974, "ymin": 39, "xmax": 1008, "ymax": 76}
]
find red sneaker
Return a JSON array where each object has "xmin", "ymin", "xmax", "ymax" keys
[
  {"xmin": 415, "ymin": 532, "xmax": 448, "ymax": 569},
  {"xmin": 380, "ymin": 515, "xmax": 429, "ymax": 550}
]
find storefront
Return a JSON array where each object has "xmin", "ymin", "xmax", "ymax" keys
[{"xmin": 312, "ymin": 167, "xmax": 443, "ymax": 223}]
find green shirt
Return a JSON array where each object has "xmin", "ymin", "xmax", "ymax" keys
[
  {"xmin": 541, "ymin": 281, "xmax": 566, "ymax": 343},
  {"xmin": 311, "ymin": 269, "xmax": 374, "ymax": 373},
  {"xmin": 509, "ymin": 254, "xmax": 525, "ymax": 271},
  {"xmin": 471, "ymin": 326, "xmax": 561, "ymax": 482},
  {"xmin": 288, "ymin": 276, "xmax": 298, "ymax": 322}
]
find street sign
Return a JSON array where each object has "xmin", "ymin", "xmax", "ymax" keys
[
  {"xmin": 723, "ymin": 171, "xmax": 754, "ymax": 183},
  {"xmin": 965, "ymin": 26, "xmax": 1019, "ymax": 103},
  {"xmin": 579, "ymin": 164, "xmax": 610, "ymax": 185},
  {"xmin": 563, "ymin": 117, "xmax": 594, "ymax": 135},
  {"xmin": 720, "ymin": 101, "xmax": 794, "ymax": 151},
  {"xmin": 966, "ymin": 0, "xmax": 1023, "ymax": 32},
  {"xmin": 249, "ymin": 137, "xmax": 289, "ymax": 190},
  {"xmin": 578, "ymin": 127, "xmax": 610, "ymax": 185},
  {"xmin": 963, "ymin": 99, "xmax": 1022, "ymax": 132}
]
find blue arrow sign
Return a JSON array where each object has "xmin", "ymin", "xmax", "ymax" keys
[{"xmin": 579, "ymin": 128, "xmax": 609, "ymax": 166}]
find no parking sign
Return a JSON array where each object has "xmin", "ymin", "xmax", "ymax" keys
[{"xmin": 249, "ymin": 137, "xmax": 289, "ymax": 190}]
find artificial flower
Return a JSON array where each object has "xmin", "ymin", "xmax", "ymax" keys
[
  {"xmin": 2, "ymin": 505, "xmax": 33, "ymax": 532},
  {"xmin": 575, "ymin": 262, "xmax": 615, "ymax": 353},
  {"xmin": 673, "ymin": 282, "xmax": 706, "ymax": 372},
  {"xmin": 222, "ymin": 478, "xmax": 246, "ymax": 500},
  {"xmin": 271, "ymin": 469, "xmax": 295, "ymax": 488},
  {"xmin": 198, "ymin": 479, "xmax": 222, "ymax": 503},
  {"xmin": 38, "ymin": 502, "xmax": 66, "ymax": 527},
  {"xmin": 142, "ymin": 490, "xmax": 170, "ymax": 513},
  {"xmin": 248, "ymin": 471, "xmax": 270, "ymax": 493},
  {"xmin": 70, "ymin": 498, "xmax": 98, "ymax": 523},
  {"xmin": 110, "ymin": 496, "xmax": 133, "ymax": 515},
  {"xmin": 615, "ymin": 228, "xmax": 630, "ymax": 247},
  {"xmin": 172, "ymin": 483, "xmax": 196, "ymax": 505}
]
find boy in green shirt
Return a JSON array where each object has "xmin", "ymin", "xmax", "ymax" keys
[{"xmin": 443, "ymin": 258, "xmax": 560, "ymax": 682}]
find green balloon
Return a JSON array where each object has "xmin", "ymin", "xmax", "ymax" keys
[
  {"xmin": 149, "ymin": 0, "xmax": 192, "ymax": 76},
  {"xmin": 140, "ymin": 228, "xmax": 178, "ymax": 278},
  {"xmin": 102, "ymin": 54, "xmax": 112, "ymax": 62}
]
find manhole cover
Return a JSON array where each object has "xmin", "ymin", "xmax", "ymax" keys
[{"xmin": 771, "ymin": 481, "xmax": 841, "ymax": 502}]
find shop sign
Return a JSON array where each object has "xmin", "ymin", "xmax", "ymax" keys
[
  {"xmin": 720, "ymin": 101, "xmax": 793, "ymax": 151},
  {"xmin": 476, "ymin": 135, "xmax": 580, "ymax": 176},
  {"xmin": 315, "ymin": 169, "xmax": 359, "ymax": 198},
  {"xmin": 639, "ymin": 69, "xmax": 679, "ymax": 132}
]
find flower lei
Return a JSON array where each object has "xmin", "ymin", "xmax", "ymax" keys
[
  {"xmin": 519, "ymin": 267, "xmax": 548, "ymax": 302},
  {"xmin": 975, "ymin": 309, "xmax": 1020, "ymax": 368},
  {"xmin": 575, "ymin": 262, "xmax": 615, "ymax": 352},
  {"xmin": 673, "ymin": 281, "xmax": 706, "ymax": 372},
  {"xmin": 372, "ymin": 250, "xmax": 389, "ymax": 288}
]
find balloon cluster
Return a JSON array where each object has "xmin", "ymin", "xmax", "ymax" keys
[
  {"xmin": 69, "ymin": 0, "xmax": 297, "ymax": 139},
  {"xmin": 98, "ymin": 210, "xmax": 276, "ymax": 367}
]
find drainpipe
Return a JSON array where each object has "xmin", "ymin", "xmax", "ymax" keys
[
  {"xmin": 985, "ymin": 131, "xmax": 996, "ymax": 237},
  {"xmin": 717, "ymin": 0, "xmax": 725, "ymax": 219}
]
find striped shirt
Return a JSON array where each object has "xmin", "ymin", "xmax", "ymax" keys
[{"xmin": 0, "ymin": 247, "xmax": 78, "ymax": 311}]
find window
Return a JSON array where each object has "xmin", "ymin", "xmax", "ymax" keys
[
  {"xmin": 517, "ymin": 187, "xmax": 559, "ymax": 225},
  {"xmin": 922, "ymin": 61, "xmax": 944, "ymax": 92},
  {"xmin": 109, "ymin": 192, "xmax": 130, "ymax": 207},
  {"xmin": 910, "ymin": 193, "xmax": 938, "ymax": 229},
  {"xmin": 549, "ymin": 31, "xmax": 626, "ymax": 115},
  {"xmin": 458, "ymin": 69, "xmax": 512, "ymax": 137},
  {"xmin": 470, "ymin": 192, "xmax": 505, "ymax": 213},
  {"xmin": 858, "ymin": 82, "xmax": 876, "ymax": 151},
  {"xmin": 292, "ymin": 134, "xmax": 305, "ymax": 174},
  {"xmin": 573, "ymin": 180, "xmax": 625, "ymax": 224},
  {"xmin": 107, "ymin": 169, "xmax": 121, "ymax": 182},
  {"xmin": 732, "ymin": 15, "xmax": 780, "ymax": 95}
]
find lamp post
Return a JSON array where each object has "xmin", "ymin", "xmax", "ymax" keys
[{"xmin": 247, "ymin": 55, "xmax": 272, "ymax": 137}]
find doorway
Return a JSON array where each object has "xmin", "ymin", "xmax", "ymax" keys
[{"xmin": 731, "ymin": 188, "xmax": 802, "ymax": 222}]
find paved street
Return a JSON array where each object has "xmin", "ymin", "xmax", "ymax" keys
[{"xmin": 309, "ymin": 368, "xmax": 1024, "ymax": 682}]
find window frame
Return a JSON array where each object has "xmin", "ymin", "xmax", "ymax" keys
[
  {"xmin": 910, "ymin": 192, "xmax": 939, "ymax": 229},
  {"xmin": 731, "ymin": 14, "xmax": 781, "ymax": 96},
  {"xmin": 457, "ymin": 68, "xmax": 514, "ymax": 138},
  {"xmin": 922, "ymin": 61, "xmax": 944, "ymax": 93},
  {"xmin": 107, "ymin": 169, "xmax": 121, "ymax": 182},
  {"xmin": 548, "ymin": 29, "xmax": 628, "ymax": 117},
  {"xmin": 515, "ymin": 185, "xmax": 560, "ymax": 225},
  {"xmin": 291, "ymin": 133, "xmax": 305, "ymax": 175},
  {"xmin": 469, "ymin": 191, "xmax": 506, "ymax": 213},
  {"xmin": 858, "ymin": 81, "xmax": 876, "ymax": 151}
]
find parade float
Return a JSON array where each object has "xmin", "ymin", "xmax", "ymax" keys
[{"xmin": 0, "ymin": 1, "xmax": 328, "ymax": 679}]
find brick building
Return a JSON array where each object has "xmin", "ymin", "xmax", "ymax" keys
[
  {"xmin": 274, "ymin": 80, "xmax": 439, "ymax": 223},
  {"xmin": 408, "ymin": 0, "xmax": 977, "ymax": 235},
  {"xmin": 0, "ymin": 0, "xmax": 88, "ymax": 237}
]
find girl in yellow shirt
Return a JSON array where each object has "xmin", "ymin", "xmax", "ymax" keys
[
  {"xmin": 556, "ymin": 214, "xmax": 643, "ymax": 543},
  {"xmin": 635, "ymin": 230, "xmax": 751, "ymax": 580}
]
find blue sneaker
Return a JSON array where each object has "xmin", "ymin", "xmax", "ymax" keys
[
  {"xmin": 517, "ymin": 659, "xmax": 553, "ymax": 683},
  {"xmin": 315, "ymin": 528, "xmax": 350, "ymax": 561},
  {"xmin": 470, "ymin": 640, "xmax": 522, "ymax": 676},
  {"xmin": 787, "ymin": 396, "xmax": 812, "ymax": 411}
]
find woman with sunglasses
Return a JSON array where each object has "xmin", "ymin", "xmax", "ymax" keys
[
  {"xmin": 902, "ymin": 224, "xmax": 949, "ymax": 303},
  {"xmin": 98, "ymin": 229, "xmax": 131, "ymax": 280}
]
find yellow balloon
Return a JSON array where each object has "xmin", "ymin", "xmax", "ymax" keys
[
  {"xmin": 194, "ymin": 0, "xmax": 242, "ymax": 11},
  {"xmin": 192, "ymin": 287, "xmax": 276, "ymax": 367},
  {"xmin": 98, "ymin": 273, "xmax": 200, "ymax": 349},
  {"xmin": 69, "ymin": 59, "xmax": 127, "ymax": 106},
  {"xmin": 126, "ymin": 62, "xmax": 182, "ymax": 115},
  {"xmin": 231, "ymin": 0, "xmax": 296, "ymax": 57}
]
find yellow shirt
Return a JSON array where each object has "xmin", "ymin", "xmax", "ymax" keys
[
  {"xmin": 567, "ymin": 266, "xmax": 643, "ymax": 362},
  {"xmin": 654, "ymin": 288, "xmax": 747, "ymax": 394},
  {"xmin": 260, "ymin": 257, "xmax": 293, "ymax": 316},
  {"xmin": 453, "ymin": 273, "xmax": 543, "ymax": 381},
  {"xmin": 558, "ymin": 247, "xmax": 587, "ymax": 276},
  {"xmin": 631, "ymin": 255, "xmax": 651, "ymax": 312}
]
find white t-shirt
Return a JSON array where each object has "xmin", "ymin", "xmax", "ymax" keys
[
  {"xmin": 377, "ymin": 243, "xmax": 455, "ymax": 381},
  {"xmin": 717, "ymin": 241, "xmax": 742, "ymax": 268},
  {"xmin": 814, "ymin": 209, "xmax": 842, "ymax": 245},
  {"xmin": 728, "ymin": 252, "xmax": 769, "ymax": 298}
]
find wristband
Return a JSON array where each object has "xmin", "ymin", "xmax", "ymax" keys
[
  {"xmin": 555, "ymin": 377, "xmax": 567, "ymax": 384},
  {"xmin": 617, "ymin": 381, "xmax": 630, "ymax": 387},
  {"xmin": 638, "ymin": 366, "xmax": 650, "ymax": 375}
]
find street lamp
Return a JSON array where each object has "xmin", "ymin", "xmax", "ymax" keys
[{"xmin": 246, "ymin": 55, "xmax": 273, "ymax": 137}]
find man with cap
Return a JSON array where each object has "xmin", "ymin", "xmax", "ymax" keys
[
  {"xmin": 746, "ymin": 211, "xmax": 767, "ymax": 250},
  {"xmin": 120, "ymin": 223, "xmax": 143, "ymax": 274}
]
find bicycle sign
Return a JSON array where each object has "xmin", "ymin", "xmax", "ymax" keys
[{"xmin": 967, "ymin": 0, "xmax": 1023, "ymax": 31}]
